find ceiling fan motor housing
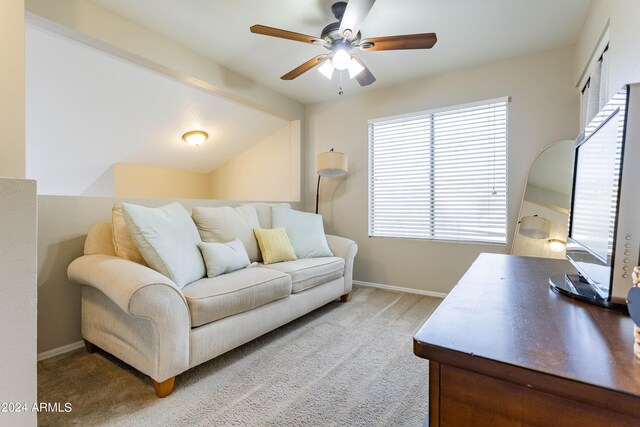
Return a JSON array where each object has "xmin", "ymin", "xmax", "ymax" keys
[
  {"xmin": 331, "ymin": 1, "xmax": 347, "ymax": 20},
  {"xmin": 320, "ymin": 22, "xmax": 361, "ymax": 48},
  {"xmin": 320, "ymin": 2, "xmax": 362, "ymax": 48}
]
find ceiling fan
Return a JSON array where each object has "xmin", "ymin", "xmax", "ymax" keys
[{"xmin": 250, "ymin": 0, "xmax": 437, "ymax": 88}]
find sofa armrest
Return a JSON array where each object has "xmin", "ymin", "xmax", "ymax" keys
[
  {"xmin": 68, "ymin": 254, "xmax": 188, "ymax": 317},
  {"xmin": 326, "ymin": 235, "xmax": 358, "ymax": 294},
  {"xmin": 68, "ymin": 254, "xmax": 191, "ymax": 381}
]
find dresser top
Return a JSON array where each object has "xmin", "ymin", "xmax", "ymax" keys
[{"xmin": 414, "ymin": 253, "xmax": 640, "ymax": 396}]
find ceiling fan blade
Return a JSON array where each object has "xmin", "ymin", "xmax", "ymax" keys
[
  {"xmin": 339, "ymin": 0, "xmax": 376, "ymax": 39},
  {"xmin": 250, "ymin": 25, "xmax": 323, "ymax": 45},
  {"xmin": 360, "ymin": 33, "xmax": 438, "ymax": 51},
  {"xmin": 281, "ymin": 55, "xmax": 329, "ymax": 80},
  {"xmin": 352, "ymin": 55, "xmax": 376, "ymax": 86}
]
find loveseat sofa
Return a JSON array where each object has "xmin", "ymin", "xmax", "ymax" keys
[{"xmin": 67, "ymin": 203, "xmax": 357, "ymax": 397}]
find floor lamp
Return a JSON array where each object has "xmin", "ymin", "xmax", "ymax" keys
[{"xmin": 316, "ymin": 149, "xmax": 348, "ymax": 214}]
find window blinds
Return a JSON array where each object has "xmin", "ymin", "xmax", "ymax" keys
[
  {"xmin": 368, "ymin": 98, "xmax": 508, "ymax": 244},
  {"xmin": 581, "ymin": 45, "xmax": 609, "ymax": 129}
]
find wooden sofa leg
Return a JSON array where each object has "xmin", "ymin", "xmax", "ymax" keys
[
  {"xmin": 153, "ymin": 377, "xmax": 175, "ymax": 398},
  {"xmin": 84, "ymin": 339, "xmax": 100, "ymax": 354},
  {"xmin": 340, "ymin": 293, "xmax": 350, "ymax": 302}
]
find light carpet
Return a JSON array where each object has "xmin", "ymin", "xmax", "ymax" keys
[{"xmin": 38, "ymin": 286, "xmax": 441, "ymax": 426}]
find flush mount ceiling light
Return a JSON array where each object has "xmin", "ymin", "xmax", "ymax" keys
[{"xmin": 182, "ymin": 130, "xmax": 208, "ymax": 147}]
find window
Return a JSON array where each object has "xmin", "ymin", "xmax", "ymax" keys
[
  {"xmin": 368, "ymin": 98, "xmax": 508, "ymax": 244},
  {"xmin": 581, "ymin": 44, "xmax": 609, "ymax": 128}
]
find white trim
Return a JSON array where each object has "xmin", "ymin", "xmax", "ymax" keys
[
  {"xmin": 368, "ymin": 96, "xmax": 510, "ymax": 124},
  {"xmin": 577, "ymin": 23, "xmax": 610, "ymax": 90},
  {"xmin": 37, "ymin": 341, "xmax": 84, "ymax": 361},
  {"xmin": 353, "ymin": 280, "xmax": 448, "ymax": 299}
]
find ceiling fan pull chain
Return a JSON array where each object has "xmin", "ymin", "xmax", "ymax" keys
[{"xmin": 339, "ymin": 71, "xmax": 344, "ymax": 96}]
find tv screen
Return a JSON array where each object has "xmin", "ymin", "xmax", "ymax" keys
[
  {"xmin": 567, "ymin": 108, "xmax": 624, "ymax": 298},
  {"xmin": 570, "ymin": 109, "xmax": 622, "ymax": 264},
  {"xmin": 553, "ymin": 84, "xmax": 640, "ymax": 310}
]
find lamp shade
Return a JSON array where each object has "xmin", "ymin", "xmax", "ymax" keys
[
  {"xmin": 518, "ymin": 215, "xmax": 551, "ymax": 239},
  {"xmin": 548, "ymin": 239, "xmax": 567, "ymax": 252},
  {"xmin": 317, "ymin": 151, "xmax": 348, "ymax": 177}
]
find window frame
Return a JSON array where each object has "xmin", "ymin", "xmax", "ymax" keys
[{"xmin": 367, "ymin": 97, "xmax": 510, "ymax": 245}]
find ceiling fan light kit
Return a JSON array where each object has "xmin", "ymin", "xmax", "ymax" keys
[
  {"xmin": 331, "ymin": 46, "xmax": 351, "ymax": 70},
  {"xmin": 347, "ymin": 57, "xmax": 364, "ymax": 78},
  {"xmin": 318, "ymin": 60, "xmax": 335, "ymax": 79},
  {"xmin": 250, "ymin": 0, "xmax": 437, "ymax": 93}
]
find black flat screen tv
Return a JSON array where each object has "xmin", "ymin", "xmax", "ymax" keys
[{"xmin": 550, "ymin": 84, "xmax": 640, "ymax": 310}]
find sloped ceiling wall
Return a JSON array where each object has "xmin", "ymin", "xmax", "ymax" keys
[{"xmin": 26, "ymin": 24, "xmax": 290, "ymax": 196}]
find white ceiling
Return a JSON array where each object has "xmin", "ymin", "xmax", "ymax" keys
[
  {"xmin": 88, "ymin": 0, "xmax": 592, "ymax": 104},
  {"xmin": 26, "ymin": 25, "xmax": 288, "ymax": 195}
]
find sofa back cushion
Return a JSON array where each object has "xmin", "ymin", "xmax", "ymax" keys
[
  {"xmin": 242, "ymin": 203, "xmax": 291, "ymax": 229},
  {"xmin": 112, "ymin": 204, "xmax": 147, "ymax": 265},
  {"xmin": 198, "ymin": 238, "xmax": 251, "ymax": 278},
  {"xmin": 192, "ymin": 206, "xmax": 261, "ymax": 262},
  {"xmin": 121, "ymin": 202, "xmax": 205, "ymax": 288},
  {"xmin": 84, "ymin": 222, "xmax": 117, "ymax": 256},
  {"xmin": 272, "ymin": 207, "xmax": 333, "ymax": 259}
]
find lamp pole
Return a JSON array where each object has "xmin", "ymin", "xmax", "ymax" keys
[
  {"xmin": 315, "ymin": 148, "xmax": 348, "ymax": 215},
  {"xmin": 315, "ymin": 175, "xmax": 322, "ymax": 214}
]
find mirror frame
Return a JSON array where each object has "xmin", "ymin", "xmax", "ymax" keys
[{"xmin": 510, "ymin": 139, "xmax": 574, "ymax": 255}]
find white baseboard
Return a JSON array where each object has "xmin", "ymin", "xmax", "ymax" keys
[
  {"xmin": 353, "ymin": 280, "xmax": 448, "ymax": 299},
  {"xmin": 37, "ymin": 340, "xmax": 84, "ymax": 361}
]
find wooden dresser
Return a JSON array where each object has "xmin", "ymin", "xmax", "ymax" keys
[{"xmin": 414, "ymin": 253, "xmax": 640, "ymax": 426}]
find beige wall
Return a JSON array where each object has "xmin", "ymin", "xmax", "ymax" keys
[
  {"xmin": 210, "ymin": 123, "xmax": 301, "ymax": 202},
  {"xmin": 0, "ymin": 2, "xmax": 37, "ymax": 426},
  {"xmin": 306, "ymin": 47, "xmax": 579, "ymax": 294},
  {"xmin": 114, "ymin": 164, "xmax": 211, "ymax": 199},
  {"xmin": 576, "ymin": 0, "xmax": 640, "ymax": 96},
  {"xmin": 0, "ymin": 179, "xmax": 37, "ymax": 427},
  {"xmin": 0, "ymin": 0, "xmax": 26, "ymax": 178}
]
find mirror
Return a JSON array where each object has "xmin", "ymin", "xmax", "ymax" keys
[{"xmin": 511, "ymin": 140, "xmax": 574, "ymax": 259}]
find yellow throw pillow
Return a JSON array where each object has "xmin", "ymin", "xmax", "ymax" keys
[
  {"xmin": 112, "ymin": 203, "xmax": 147, "ymax": 266},
  {"xmin": 253, "ymin": 228, "xmax": 297, "ymax": 265}
]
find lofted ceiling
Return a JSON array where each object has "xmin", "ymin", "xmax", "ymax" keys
[
  {"xmin": 26, "ymin": 25, "xmax": 288, "ymax": 195},
  {"xmin": 87, "ymin": 0, "xmax": 592, "ymax": 104}
]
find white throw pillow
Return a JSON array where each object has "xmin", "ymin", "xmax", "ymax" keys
[
  {"xmin": 242, "ymin": 203, "xmax": 292, "ymax": 228},
  {"xmin": 121, "ymin": 202, "xmax": 205, "ymax": 288},
  {"xmin": 271, "ymin": 207, "xmax": 333, "ymax": 258},
  {"xmin": 191, "ymin": 206, "xmax": 261, "ymax": 262},
  {"xmin": 198, "ymin": 238, "xmax": 251, "ymax": 278}
]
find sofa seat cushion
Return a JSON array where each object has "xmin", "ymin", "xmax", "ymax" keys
[
  {"xmin": 182, "ymin": 268, "xmax": 292, "ymax": 327},
  {"xmin": 261, "ymin": 257, "xmax": 344, "ymax": 293}
]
